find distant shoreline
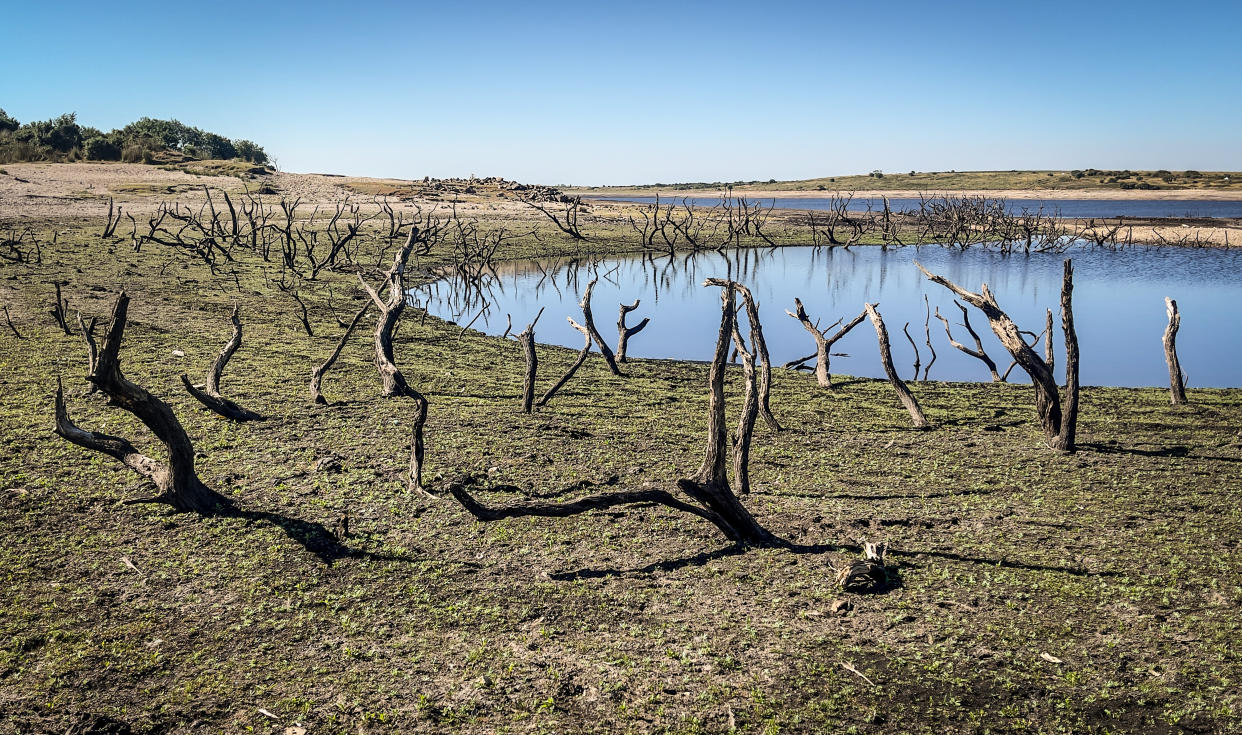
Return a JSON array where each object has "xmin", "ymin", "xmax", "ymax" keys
[{"xmin": 571, "ymin": 187, "xmax": 1242, "ymax": 202}]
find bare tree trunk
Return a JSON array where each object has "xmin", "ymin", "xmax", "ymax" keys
[
  {"xmin": 49, "ymin": 282, "xmax": 71, "ymax": 335},
  {"xmin": 517, "ymin": 309, "xmax": 544, "ymax": 413},
  {"xmin": 1163, "ymin": 297, "xmax": 1188, "ymax": 405},
  {"xmin": 1050, "ymin": 261, "xmax": 1080, "ymax": 451},
  {"xmin": 707, "ymin": 280, "xmax": 779, "ymax": 431},
  {"xmin": 616, "ymin": 299, "xmax": 650, "ymax": 363},
  {"xmin": 1044, "ymin": 309, "xmax": 1055, "ymax": 377},
  {"xmin": 444, "ymin": 281, "xmax": 781, "ymax": 547},
  {"xmin": 729, "ymin": 316, "xmax": 759, "ymax": 495},
  {"xmin": 934, "ymin": 301, "xmax": 1002, "ymax": 381},
  {"xmin": 537, "ymin": 318, "xmax": 592, "ymax": 407},
  {"xmin": 3, "ymin": 305, "xmax": 21, "ymax": 339},
  {"xmin": 310, "ymin": 300, "xmax": 371, "ymax": 405},
  {"xmin": 54, "ymin": 293, "xmax": 228, "ymax": 512},
  {"xmin": 784, "ymin": 307, "xmax": 869, "ymax": 388},
  {"xmin": 359, "ymin": 229, "xmax": 431, "ymax": 491},
  {"xmin": 181, "ymin": 306, "xmax": 265, "ymax": 421},
  {"xmin": 578, "ymin": 278, "xmax": 621, "ymax": 375},
  {"xmin": 75, "ymin": 312, "xmax": 99, "ymax": 395},
  {"xmin": 917, "ymin": 259, "xmax": 1079, "ymax": 450},
  {"xmin": 866, "ymin": 303, "xmax": 931, "ymax": 429},
  {"xmin": 786, "ymin": 298, "xmax": 831, "ymax": 387}
]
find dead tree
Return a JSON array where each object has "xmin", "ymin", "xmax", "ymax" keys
[
  {"xmin": 358, "ymin": 229, "xmax": 431, "ymax": 491},
  {"xmin": 446, "ymin": 281, "xmax": 780, "ymax": 546},
  {"xmin": 934, "ymin": 301, "xmax": 1001, "ymax": 381},
  {"xmin": 917, "ymin": 260, "xmax": 1080, "ymax": 451},
  {"xmin": 517, "ymin": 308, "xmax": 544, "ymax": 413},
  {"xmin": 536, "ymin": 318, "xmax": 592, "ymax": 407},
  {"xmin": 866, "ymin": 303, "xmax": 931, "ymax": 429},
  {"xmin": 577, "ymin": 278, "xmax": 621, "ymax": 375},
  {"xmin": 784, "ymin": 303, "xmax": 868, "ymax": 388},
  {"xmin": 3, "ymin": 305, "xmax": 20, "ymax": 339},
  {"xmin": 54, "ymin": 293, "xmax": 229, "ymax": 512},
  {"xmin": 49, "ymin": 282, "xmax": 71, "ymax": 335},
  {"xmin": 707, "ymin": 279, "xmax": 780, "ymax": 431},
  {"xmin": 75, "ymin": 312, "xmax": 99, "ymax": 395},
  {"xmin": 1044, "ymin": 309, "xmax": 1055, "ymax": 376},
  {"xmin": 1163, "ymin": 297, "xmax": 1188, "ymax": 405},
  {"xmin": 102, "ymin": 197, "xmax": 122, "ymax": 238},
  {"xmin": 181, "ymin": 306, "xmax": 265, "ymax": 421},
  {"xmin": 729, "ymin": 301, "xmax": 759, "ymax": 495},
  {"xmin": 310, "ymin": 300, "xmax": 372, "ymax": 405},
  {"xmin": 526, "ymin": 196, "xmax": 587, "ymax": 241},
  {"xmin": 616, "ymin": 300, "xmax": 650, "ymax": 363}
]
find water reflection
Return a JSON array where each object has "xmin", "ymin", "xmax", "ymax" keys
[{"xmin": 411, "ymin": 245, "xmax": 1242, "ymax": 388}]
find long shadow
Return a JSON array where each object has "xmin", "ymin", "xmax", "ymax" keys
[
  {"xmin": 1081, "ymin": 442, "xmax": 1242, "ymax": 463},
  {"xmin": 226, "ymin": 508, "xmax": 415, "ymax": 565},
  {"xmin": 548, "ymin": 544, "xmax": 749, "ymax": 581},
  {"xmin": 548, "ymin": 533, "xmax": 1118, "ymax": 581},
  {"xmin": 767, "ymin": 487, "xmax": 999, "ymax": 501}
]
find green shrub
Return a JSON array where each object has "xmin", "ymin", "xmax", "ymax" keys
[
  {"xmin": 83, "ymin": 136, "xmax": 122, "ymax": 161},
  {"xmin": 233, "ymin": 139, "xmax": 267, "ymax": 164},
  {"xmin": 0, "ymin": 109, "xmax": 18, "ymax": 133}
]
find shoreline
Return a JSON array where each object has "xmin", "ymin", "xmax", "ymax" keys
[{"xmin": 572, "ymin": 186, "xmax": 1242, "ymax": 201}]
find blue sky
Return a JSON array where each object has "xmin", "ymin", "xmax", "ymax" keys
[{"xmin": 2, "ymin": 0, "xmax": 1239, "ymax": 184}]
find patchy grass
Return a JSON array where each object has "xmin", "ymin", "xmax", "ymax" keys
[{"xmin": 0, "ymin": 191, "xmax": 1239, "ymax": 734}]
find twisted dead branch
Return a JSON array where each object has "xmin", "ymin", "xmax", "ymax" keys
[
  {"xmin": 310, "ymin": 300, "xmax": 372, "ymax": 405},
  {"xmin": 866, "ymin": 303, "xmax": 930, "ymax": 429},
  {"xmin": 616, "ymin": 300, "xmax": 650, "ymax": 363},
  {"xmin": 54, "ymin": 293, "xmax": 229, "ymax": 512},
  {"xmin": 181, "ymin": 306, "xmax": 265, "ymax": 421},
  {"xmin": 1163, "ymin": 297, "xmax": 1188, "ymax": 405}
]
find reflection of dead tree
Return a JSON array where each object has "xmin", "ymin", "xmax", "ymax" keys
[
  {"xmin": 921, "ymin": 295, "xmax": 936, "ymax": 380},
  {"xmin": 537, "ymin": 318, "xmax": 592, "ymax": 408},
  {"xmin": 526, "ymin": 196, "xmax": 587, "ymax": 241},
  {"xmin": 707, "ymin": 280, "xmax": 779, "ymax": 431},
  {"xmin": 181, "ymin": 306, "xmax": 265, "ymax": 422},
  {"xmin": 310, "ymin": 300, "xmax": 372, "ymax": 405},
  {"xmin": 577, "ymin": 278, "xmax": 621, "ymax": 375},
  {"xmin": 54, "ymin": 293, "xmax": 229, "ymax": 512},
  {"xmin": 517, "ymin": 308, "xmax": 544, "ymax": 414},
  {"xmin": 902, "ymin": 322, "xmax": 921, "ymax": 382},
  {"xmin": 784, "ymin": 303, "xmax": 868, "ymax": 388},
  {"xmin": 917, "ymin": 259, "xmax": 1079, "ymax": 451},
  {"xmin": 446, "ymin": 281, "xmax": 779, "ymax": 546},
  {"xmin": 75, "ymin": 312, "xmax": 99, "ymax": 395},
  {"xmin": 866, "ymin": 303, "xmax": 930, "ymax": 429},
  {"xmin": 934, "ymin": 301, "xmax": 1001, "ymax": 381},
  {"xmin": 616, "ymin": 300, "xmax": 650, "ymax": 363},
  {"xmin": 359, "ymin": 230, "xmax": 431, "ymax": 490},
  {"xmin": 1163, "ymin": 297, "xmax": 1188, "ymax": 405}
]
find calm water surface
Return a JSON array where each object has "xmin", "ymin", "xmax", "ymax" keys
[
  {"xmin": 413, "ymin": 245, "xmax": 1242, "ymax": 388},
  {"xmin": 598, "ymin": 195, "xmax": 1242, "ymax": 220}
]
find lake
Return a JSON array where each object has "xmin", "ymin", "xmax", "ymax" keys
[
  {"xmin": 413, "ymin": 245, "xmax": 1242, "ymax": 388},
  {"xmin": 596, "ymin": 195, "xmax": 1242, "ymax": 220}
]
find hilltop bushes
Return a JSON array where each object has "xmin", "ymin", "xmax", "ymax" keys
[{"xmin": 0, "ymin": 109, "xmax": 268, "ymax": 165}]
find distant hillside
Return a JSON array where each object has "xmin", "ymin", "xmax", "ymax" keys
[
  {"xmin": 0, "ymin": 109, "xmax": 268, "ymax": 167},
  {"xmin": 569, "ymin": 169, "xmax": 1242, "ymax": 195}
]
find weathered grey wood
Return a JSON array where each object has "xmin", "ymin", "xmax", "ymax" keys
[
  {"xmin": 866, "ymin": 303, "xmax": 931, "ymax": 429},
  {"xmin": 934, "ymin": 301, "xmax": 1002, "ymax": 382},
  {"xmin": 182, "ymin": 306, "xmax": 264, "ymax": 421},
  {"xmin": 537, "ymin": 317, "xmax": 592, "ymax": 407},
  {"xmin": 517, "ymin": 308, "xmax": 544, "ymax": 413},
  {"xmin": 359, "ymin": 228, "xmax": 431, "ymax": 490},
  {"xmin": 54, "ymin": 293, "xmax": 228, "ymax": 512},
  {"xmin": 310, "ymin": 300, "xmax": 371, "ymax": 404},
  {"xmin": 578, "ymin": 278, "xmax": 621, "ymax": 375},
  {"xmin": 1163, "ymin": 297, "xmax": 1188, "ymax": 405},
  {"xmin": 616, "ymin": 299, "xmax": 650, "ymax": 363}
]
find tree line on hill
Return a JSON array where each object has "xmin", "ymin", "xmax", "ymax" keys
[{"xmin": 0, "ymin": 109, "xmax": 267, "ymax": 165}]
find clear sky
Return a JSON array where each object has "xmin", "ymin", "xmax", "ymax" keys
[{"xmin": 2, "ymin": 0, "xmax": 1239, "ymax": 185}]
